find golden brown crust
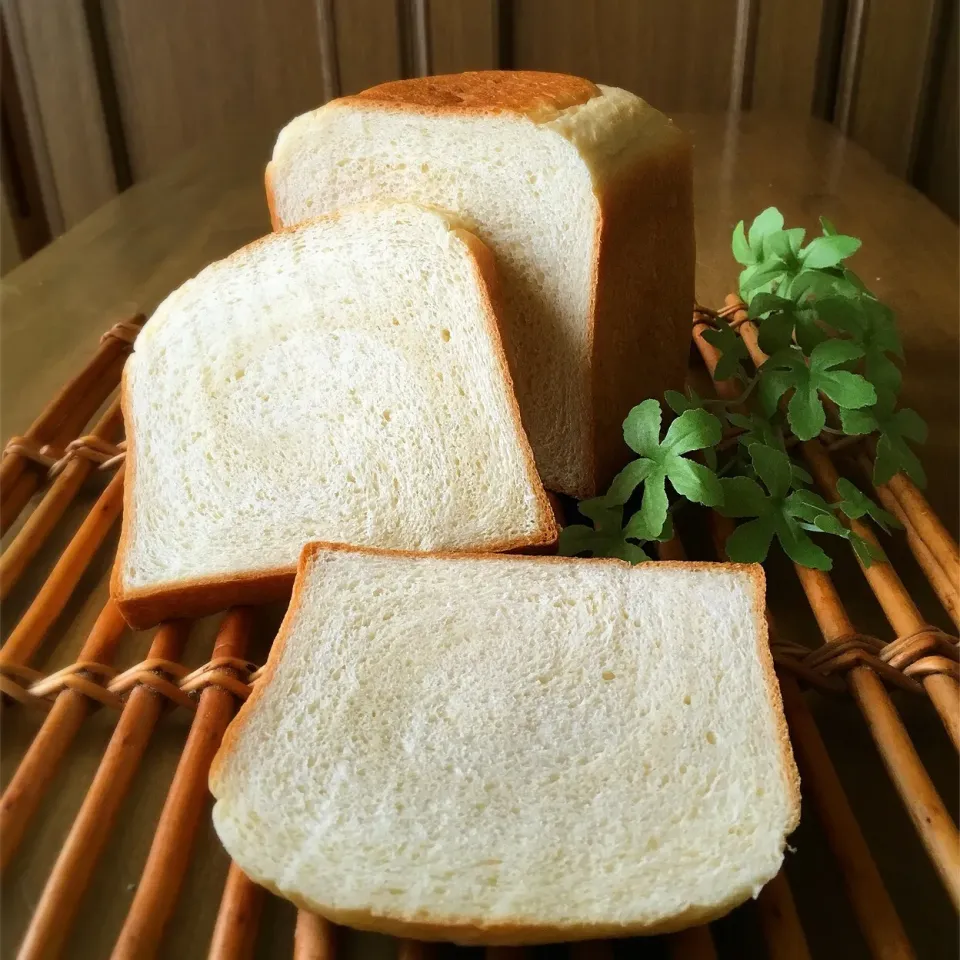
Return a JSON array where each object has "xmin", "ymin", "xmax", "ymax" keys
[
  {"xmin": 454, "ymin": 227, "xmax": 558, "ymax": 545},
  {"xmin": 264, "ymin": 162, "xmax": 280, "ymax": 231},
  {"xmin": 111, "ymin": 213, "xmax": 557, "ymax": 630},
  {"xmin": 212, "ymin": 544, "xmax": 793, "ymax": 943},
  {"xmin": 345, "ymin": 71, "xmax": 600, "ymax": 118},
  {"xmin": 748, "ymin": 565, "xmax": 803, "ymax": 831},
  {"xmin": 588, "ymin": 129, "xmax": 695, "ymax": 495},
  {"xmin": 241, "ymin": 867, "xmax": 760, "ymax": 945}
]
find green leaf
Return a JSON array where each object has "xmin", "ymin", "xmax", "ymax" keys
[
  {"xmin": 787, "ymin": 381, "xmax": 826, "ymax": 439},
  {"xmin": 740, "ymin": 260, "xmax": 789, "ymax": 298},
  {"xmin": 748, "ymin": 207, "xmax": 785, "ymax": 253},
  {"xmin": 702, "ymin": 322, "xmax": 750, "ymax": 381},
  {"xmin": 794, "ymin": 308, "xmax": 830, "ymax": 353},
  {"xmin": 757, "ymin": 310, "xmax": 796, "ymax": 355},
  {"xmin": 559, "ymin": 503, "xmax": 654, "ymax": 564},
  {"xmin": 749, "ymin": 443, "xmax": 793, "ymax": 499},
  {"xmin": 578, "ymin": 497, "xmax": 622, "ymax": 529},
  {"xmin": 791, "ymin": 462, "xmax": 813, "ymax": 487},
  {"xmin": 605, "ymin": 458, "xmax": 655, "ymax": 506},
  {"xmin": 718, "ymin": 476, "xmax": 767, "ymax": 517},
  {"xmin": 875, "ymin": 431, "xmax": 927, "ymax": 487},
  {"xmin": 732, "ymin": 220, "xmax": 754, "ymax": 265},
  {"xmin": 726, "ymin": 517, "xmax": 776, "ymax": 563},
  {"xmin": 801, "ymin": 235, "xmax": 862, "ymax": 269},
  {"xmin": 609, "ymin": 401, "xmax": 724, "ymax": 540},
  {"xmin": 758, "ymin": 367, "xmax": 794, "ymax": 417},
  {"xmin": 623, "ymin": 399, "xmax": 662, "ymax": 456},
  {"xmin": 817, "ymin": 370, "xmax": 877, "ymax": 409},
  {"xmin": 783, "ymin": 488, "xmax": 837, "ymax": 526},
  {"xmin": 809, "ymin": 339, "xmax": 865, "ymax": 370},
  {"xmin": 775, "ymin": 515, "xmax": 833, "ymax": 569},
  {"xmin": 664, "ymin": 389, "xmax": 691, "ymax": 415},
  {"xmin": 666, "ymin": 387, "xmax": 707, "ymax": 415},
  {"xmin": 785, "ymin": 227, "xmax": 806, "ymax": 255},
  {"xmin": 820, "ymin": 216, "xmax": 838, "ymax": 236},
  {"xmin": 849, "ymin": 532, "xmax": 886, "ymax": 566},
  {"xmin": 835, "ymin": 478, "xmax": 900, "ymax": 533},
  {"xmin": 864, "ymin": 403, "xmax": 929, "ymax": 487},
  {"xmin": 839, "ymin": 407, "xmax": 877, "ymax": 435},
  {"xmin": 661, "ymin": 408, "xmax": 724, "ymax": 456},
  {"xmin": 668, "ymin": 457, "xmax": 723, "ymax": 507},
  {"xmin": 727, "ymin": 411, "xmax": 779, "ymax": 446},
  {"xmin": 637, "ymin": 473, "xmax": 669, "ymax": 540},
  {"xmin": 865, "ymin": 351, "xmax": 902, "ymax": 397},
  {"xmin": 749, "ymin": 293, "xmax": 794, "ymax": 319},
  {"xmin": 789, "ymin": 269, "xmax": 848, "ymax": 303},
  {"xmin": 558, "ymin": 524, "xmax": 599, "ymax": 556}
]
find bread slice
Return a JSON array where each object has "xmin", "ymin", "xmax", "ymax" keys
[
  {"xmin": 111, "ymin": 205, "xmax": 556, "ymax": 628},
  {"xmin": 210, "ymin": 544, "xmax": 800, "ymax": 944},
  {"xmin": 266, "ymin": 71, "xmax": 695, "ymax": 498}
]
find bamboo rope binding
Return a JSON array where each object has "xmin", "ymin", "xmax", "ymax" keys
[{"xmin": 0, "ymin": 315, "xmax": 143, "ymax": 534}]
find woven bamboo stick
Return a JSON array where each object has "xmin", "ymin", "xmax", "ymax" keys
[
  {"xmin": 756, "ymin": 873, "xmax": 811, "ymax": 960},
  {"xmin": 208, "ymin": 863, "xmax": 265, "ymax": 960},
  {"xmin": 708, "ymin": 513, "xmax": 915, "ymax": 960},
  {"xmin": 857, "ymin": 454, "xmax": 960, "ymax": 630},
  {"xmin": 792, "ymin": 561, "xmax": 960, "ymax": 903},
  {"xmin": 0, "ymin": 327, "xmax": 130, "ymax": 498},
  {"xmin": 0, "ymin": 397, "xmax": 124, "ymax": 600},
  {"xmin": 397, "ymin": 941, "xmax": 434, "ymax": 960},
  {"xmin": 1, "ymin": 350, "xmax": 128, "ymax": 534},
  {"xmin": 778, "ymin": 673, "xmax": 914, "ymax": 959},
  {"xmin": 293, "ymin": 912, "xmax": 335, "ymax": 960},
  {"xmin": 695, "ymin": 314, "xmax": 960, "ymax": 910},
  {"xmin": 0, "ymin": 466, "xmax": 124, "ymax": 667},
  {"xmin": 666, "ymin": 925, "xmax": 718, "ymax": 959},
  {"xmin": 0, "ymin": 600, "xmax": 128, "ymax": 871},
  {"xmin": 733, "ymin": 315, "xmax": 960, "ymax": 747},
  {"xmin": 111, "ymin": 609, "xmax": 252, "ymax": 960},
  {"xmin": 16, "ymin": 621, "xmax": 190, "ymax": 960},
  {"xmin": 882, "ymin": 466, "xmax": 960, "ymax": 585}
]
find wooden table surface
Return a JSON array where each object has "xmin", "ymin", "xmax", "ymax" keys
[{"xmin": 1, "ymin": 112, "xmax": 958, "ymax": 958}]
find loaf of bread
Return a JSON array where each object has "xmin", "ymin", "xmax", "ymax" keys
[
  {"xmin": 210, "ymin": 544, "xmax": 799, "ymax": 944},
  {"xmin": 111, "ymin": 205, "xmax": 556, "ymax": 628},
  {"xmin": 267, "ymin": 71, "xmax": 695, "ymax": 498}
]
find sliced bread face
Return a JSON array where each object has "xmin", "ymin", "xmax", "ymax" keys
[
  {"xmin": 210, "ymin": 546, "xmax": 800, "ymax": 944},
  {"xmin": 267, "ymin": 71, "xmax": 695, "ymax": 498},
  {"xmin": 112, "ymin": 205, "xmax": 556, "ymax": 628}
]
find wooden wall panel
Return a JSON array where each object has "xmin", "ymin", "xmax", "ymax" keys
[
  {"xmin": 512, "ymin": 0, "xmax": 741, "ymax": 112},
  {"xmin": 751, "ymin": 0, "xmax": 833, "ymax": 115},
  {"xmin": 101, "ymin": 0, "xmax": 327, "ymax": 180},
  {"xmin": 332, "ymin": 0, "xmax": 404, "ymax": 94},
  {"xmin": 915, "ymin": 0, "xmax": 959, "ymax": 219},
  {"xmin": 2, "ymin": 0, "xmax": 116, "ymax": 231},
  {"xmin": 845, "ymin": 0, "xmax": 941, "ymax": 177},
  {"xmin": 0, "ymin": 189, "xmax": 21, "ymax": 275},
  {"xmin": 429, "ymin": 0, "xmax": 500, "ymax": 74}
]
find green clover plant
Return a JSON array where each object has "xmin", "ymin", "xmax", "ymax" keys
[{"xmin": 560, "ymin": 208, "xmax": 920, "ymax": 571}]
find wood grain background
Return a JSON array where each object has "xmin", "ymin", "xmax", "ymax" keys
[{"xmin": 1, "ymin": 0, "xmax": 957, "ymax": 272}]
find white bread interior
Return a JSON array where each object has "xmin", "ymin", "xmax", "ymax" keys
[
  {"xmin": 113, "ymin": 205, "xmax": 555, "ymax": 626},
  {"xmin": 268, "ymin": 78, "xmax": 694, "ymax": 497},
  {"xmin": 210, "ymin": 545, "xmax": 800, "ymax": 944}
]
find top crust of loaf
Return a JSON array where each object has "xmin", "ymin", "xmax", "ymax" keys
[{"xmin": 346, "ymin": 71, "xmax": 601, "ymax": 121}]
